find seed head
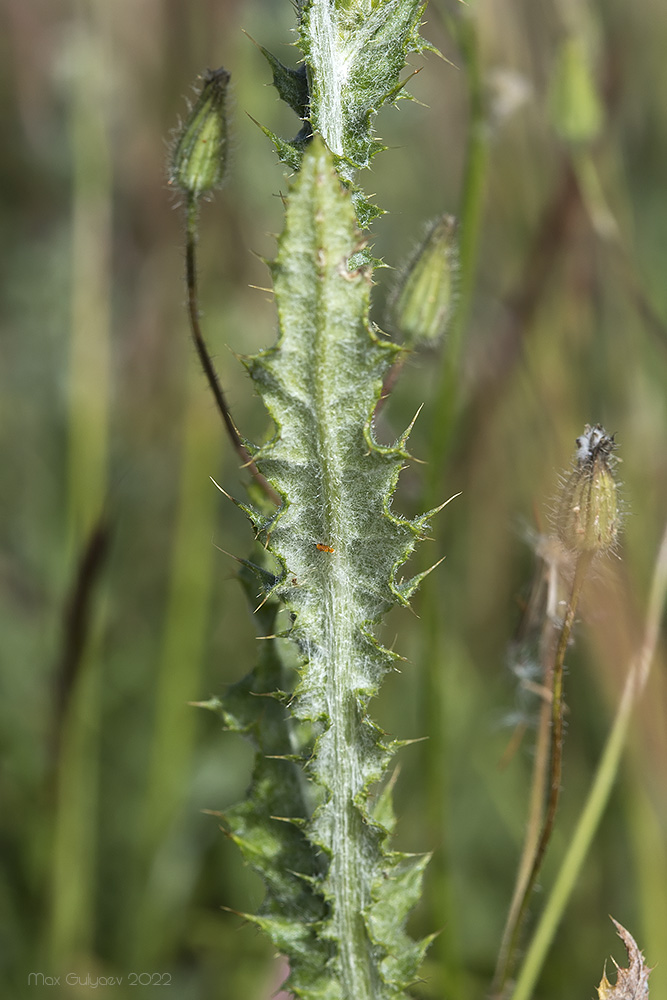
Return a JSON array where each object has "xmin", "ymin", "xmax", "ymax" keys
[
  {"xmin": 555, "ymin": 424, "xmax": 619, "ymax": 555},
  {"xmin": 171, "ymin": 67, "xmax": 231, "ymax": 199}
]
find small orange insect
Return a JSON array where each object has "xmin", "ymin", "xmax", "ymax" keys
[{"xmin": 315, "ymin": 543, "xmax": 335, "ymax": 553}]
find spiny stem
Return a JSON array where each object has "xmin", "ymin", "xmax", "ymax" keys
[
  {"xmin": 184, "ymin": 195, "xmax": 279, "ymax": 505},
  {"xmin": 493, "ymin": 551, "xmax": 592, "ymax": 995}
]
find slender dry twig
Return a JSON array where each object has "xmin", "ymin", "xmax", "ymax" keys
[
  {"xmin": 509, "ymin": 522, "xmax": 667, "ymax": 1000},
  {"xmin": 493, "ymin": 550, "xmax": 593, "ymax": 994}
]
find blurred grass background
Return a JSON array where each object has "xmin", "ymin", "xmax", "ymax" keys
[{"xmin": 1, "ymin": 0, "xmax": 667, "ymax": 997}]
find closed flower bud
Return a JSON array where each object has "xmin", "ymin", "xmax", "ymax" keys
[
  {"xmin": 555, "ymin": 424, "xmax": 619, "ymax": 554},
  {"xmin": 549, "ymin": 35, "xmax": 603, "ymax": 145},
  {"xmin": 171, "ymin": 67, "xmax": 230, "ymax": 198},
  {"xmin": 389, "ymin": 214, "xmax": 458, "ymax": 348}
]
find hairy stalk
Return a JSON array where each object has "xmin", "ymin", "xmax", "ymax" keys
[
  {"xmin": 493, "ymin": 661, "xmax": 553, "ymax": 991},
  {"xmin": 493, "ymin": 552, "xmax": 592, "ymax": 994},
  {"xmin": 492, "ymin": 543, "xmax": 563, "ymax": 992},
  {"xmin": 495, "ymin": 424, "xmax": 620, "ymax": 993},
  {"xmin": 184, "ymin": 196, "xmax": 279, "ymax": 504},
  {"xmin": 511, "ymin": 523, "xmax": 667, "ymax": 1000}
]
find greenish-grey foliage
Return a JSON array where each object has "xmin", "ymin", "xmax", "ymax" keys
[
  {"xmin": 211, "ymin": 2, "xmax": 439, "ymax": 995},
  {"xmin": 259, "ymin": 0, "xmax": 431, "ymax": 225},
  {"xmin": 6, "ymin": 1, "xmax": 667, "ymax": 998},
  {"xmin": 215, "ymin": 139, "xmax": 436, "ymax": 999}
]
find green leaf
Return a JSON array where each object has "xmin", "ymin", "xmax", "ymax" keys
[
  {"xmin": 256, "ymin": 1, "xmax": 430, "ymax": 230},
  {"xmin": 298, "ymin": 0, "xmax": 428, "ymax": 170},
  {"xmin": 227, "ymin": 137, "xmax": 436, "ymax": 999},
  {"xmin": 258, "ymin": 45, "xmax": 310, "ymax": 120}
]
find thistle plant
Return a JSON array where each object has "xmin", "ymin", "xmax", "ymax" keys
[
  {"xmin": 171, "ymin": 2, "xmax": 443, "ymax": 997},
  {"xmin": 167, "ymin": 4, "xmax": 665, "ymax": 998}
]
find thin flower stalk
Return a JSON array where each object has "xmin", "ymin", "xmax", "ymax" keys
[{"xmin": 494, "ymin": 424, "xmax": 620, "ymax": 994}]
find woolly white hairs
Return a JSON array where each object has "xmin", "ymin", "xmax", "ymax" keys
[{"xmin": 575, "ymin": 423, "xmax": 614, "ymax": 464}]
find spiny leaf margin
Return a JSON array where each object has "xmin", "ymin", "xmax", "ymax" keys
[
  {"xmin": 221, "ymin": 137, "xmax": 437, "ymax": 999},
  {"xmin": 298, "ymin": 0, "xmax": 430, "ymax": 170},
  {"xmin": 257, "ymin": 0, "xmax": 433, "ymax": 228}
]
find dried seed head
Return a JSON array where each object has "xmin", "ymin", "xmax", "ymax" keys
[
  {"xmin": 170, "ymin": 67, "xmax": 230, "ymax": 198},
  {"xmin": 555, "ymin": 424, "xmax": 619, "ymax": 555},
  {"xmin": 389, "ymin": 214, "xmax": 458, "ymax": 348}
]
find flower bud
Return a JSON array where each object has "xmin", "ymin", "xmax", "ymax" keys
[
  {"xmin": 555, "ymin": 424, "xmax": 619, "ymax": 554},
  {"xmin": 549, "ymin": 35, "xmax": 603, "ymax": 145},
  {"xmin": 171, "ymin": 67, "xmax": 230, "ymax": 198},
  {"xmin": 389, "ymin": 214, "xmax": 458, "ymax": 348}
]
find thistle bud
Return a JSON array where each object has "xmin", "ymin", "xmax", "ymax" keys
[
  {"xmin": 549, "ymin": 35, "xmax": 603, "ymax": 145},
  {"xmin": 171, "ymin": 67, "xmax": 230, "ymax": 198},
  {"xmin": 555, "ymin": 424, "xmax": 619, "ymax": 555},
  {"xmin": 389, "ymin": 214, "xmax": 458, "ymax": 348}
]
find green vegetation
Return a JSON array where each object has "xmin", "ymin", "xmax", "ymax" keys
[{"xmin": 2, "ymin": 1, "xmax": 667, "ymax": 998}]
